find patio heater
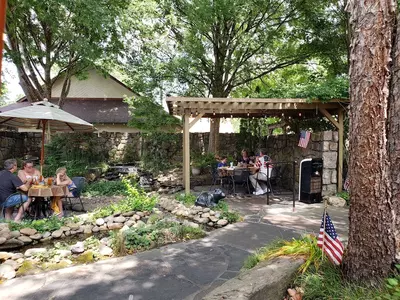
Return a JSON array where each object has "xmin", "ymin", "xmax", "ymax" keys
[{"xmin": 299, "ymin": 158, "xmax": 323, "ymax": 204}]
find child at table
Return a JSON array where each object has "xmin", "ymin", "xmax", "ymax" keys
[
  {"xmin": 51, "ymin": 167, "xmax": 76, "ymax": 218},
  {"xmin": 217, "ymin": 157, "xmax": 228, "ymax": 168}
]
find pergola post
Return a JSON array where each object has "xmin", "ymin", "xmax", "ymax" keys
[
  {"xmin": 338, "ymin": 109, "xmax": 344, "ymax": 192},
  {"xmin": 183, "ymin": 111, "xmax": 190, "ymax": 194}
]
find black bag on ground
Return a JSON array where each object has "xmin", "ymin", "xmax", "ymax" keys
[{"xmin": 195, "ymin": 189, "xmax": 226, "ymax": 207}]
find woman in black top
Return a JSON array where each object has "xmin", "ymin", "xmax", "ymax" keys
[{"xmin": 238, "ymin": 150, "xmax": 252, "ymax": 165}]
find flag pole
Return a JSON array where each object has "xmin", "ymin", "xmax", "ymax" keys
[{"xmin": 321, "ymin": 197, "xmax": 328, "ymax": 260}]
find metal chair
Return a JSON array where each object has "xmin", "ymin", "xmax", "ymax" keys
[
  {"xmin": 0, "ymin": 192, "xmax": 27, "ymax": 220},
  {"xmin": 209, "ymin": 164, "xmax": 230, "ymax": 191},
  {"xmin": 64, "ymin": 177, "xmax": 86, "ymax": 212},
  {"xmin": 229, "ymin": 169, "xmax": 251, "ymax": 194}
]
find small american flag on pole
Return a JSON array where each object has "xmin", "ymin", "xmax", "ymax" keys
[
  {"xmin": 298, "ymin": 130, "xmax": 311, "ymax": 148},
  {"xmin": 317, "ymin": 212, "xmax": 344, "ymax": 265}
]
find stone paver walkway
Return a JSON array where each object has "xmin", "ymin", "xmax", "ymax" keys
[{"xmin": 0, "ymin": 194, "xmax": 348, "ymax": 300}]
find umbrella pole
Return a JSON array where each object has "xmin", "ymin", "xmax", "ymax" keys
[{"xmin": 40, "ymin": 120, "xmax": 47, "ymax": 175}]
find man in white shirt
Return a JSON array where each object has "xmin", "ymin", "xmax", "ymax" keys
[{"xmin": 249, "ymin": 149, "xmax": 273, "ymax": 195}]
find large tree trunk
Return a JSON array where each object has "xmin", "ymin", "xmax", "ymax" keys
[
  {"xmin": 343, "ymin": 0, "xmax": 397, "ymax": 282},
  {"xmin": 208, "ymin": 119, "xmax": 220, "ymax": 154},
  {"xmin": 388, "ymin": 12, "xmax": 400, "ymax": 262}
]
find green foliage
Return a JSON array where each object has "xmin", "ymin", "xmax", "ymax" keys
[
  {"xmin": 214, "ymin": 201, "xmax": 229, "ymax": 212},
  {"xmin": 337, "ymin": 191, "xmax": 350, "ymax": 206},
  {"xmin": 8, "ymin": 216, "xmax": 66, "ymax": 233},
  {"xmin": 5, "ymin": 0, "xmax": 129, "ymax": 104},
  {"xmin": 44, "ymin": 133, "xmax": 107, "ymax": 177},
  {"xmin": 295, "ymin": 263, "xmax": 384, "ymax": 300},
  {"xmin": 126, "ymin": 96, "xmax": 181, "ymax": 132},
  {"xmin": 92, "ymin": 178, "xmax": 158, "ymax": 219},
  {"xmin": 243, "ymin": 235, "xmax": 324, "ymax": 273},
  {"xmin": 191, "ymin": 153, "xmax": 217, "ymax": 169},
  {"xmin": 112, "ymin": 220, "xmax": 206, "ymax": 253},
  {"xmin": 219, "ymin": 211, "xmax": 240, "ymax": 223},
  {"xmin": 83, "ymin": 180, "xmax": 127, "ymax": 197},
  {"xmin": 381, "ymin": 265, "xmax": 400, "ymax": 299},
  {"xmin": 140, "ymin": 132, "xmax": 181, "ymax": 173},
  {"xmin": 175, "ymin": 193, "xmax": 197, "ymax": 206}
]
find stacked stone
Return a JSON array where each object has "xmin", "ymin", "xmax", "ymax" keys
[
  {"xmin": 158, "ymin": 197, "xmax": 230, "ymax": 228},
  {"xmin": 0, "ymin": 211, "xmax": 150, "ymax": 251}
]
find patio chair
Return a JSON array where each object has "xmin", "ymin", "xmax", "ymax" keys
[
  {"xmin": 0, "ymin": 192, "xmax": 27, "ymax": 220},
  {"xmin": 229, "ymin": 169, "xmax": 251, "ymax": 194},
  {"xmin": 209, "ymin": 163, "xmax": 229, "ymax": 191},
  {"xmin": 64, "ymin": 177, "xmax": 86, "ymax": 212}
]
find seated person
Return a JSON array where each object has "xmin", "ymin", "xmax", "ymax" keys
[
  {"xmin": 51, "ymin": 167, "xmax": 76, "ymax": 218},
  {"xmin": 18, "ymin": 160, "xmax": 41, "ymax": 184},
  {"xmin": 0, "ymin": 159, "xmax": 31, "ymax": 222},
  {"xmin": 249, "ymin": 149, "xmax": 273, "ymax": 195},
  {"xmin": 217, "ymin": 156, "xmax": 228, "ymax": 168},
  {"xmin": 238, "ymin": 149, "xmax": 253, "ymax": 165}
]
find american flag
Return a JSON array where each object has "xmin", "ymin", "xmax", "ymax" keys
[
  {"xmin": 317, "ymin": 213, "xmax": 344, "ymax": 265},
  {"xmin": 298, "ymin": 130, "xmax": 311, "ymax": 148},
  {"xmin": 343, "ymin": 177, "xmax": 350, "ymax": 191}
]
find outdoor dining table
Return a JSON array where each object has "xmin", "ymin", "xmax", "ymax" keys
[
  {"xmin": 28, "ymin": 185, "xmax": 68, "ymax": 219},
  {"xmin": 217, "ymin": 166, "xmax": 257, "ymax": 177}
]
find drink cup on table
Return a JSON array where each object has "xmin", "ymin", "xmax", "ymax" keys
[{"xmin": 47, "ymin": 177, "xmax": 53, "ymax": 186}]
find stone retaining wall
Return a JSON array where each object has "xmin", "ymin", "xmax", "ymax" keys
[{"xmin": 0, "ymin": 132, "xmax": 41, "ymax": 164}]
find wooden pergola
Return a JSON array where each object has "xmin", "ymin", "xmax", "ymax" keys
[{"xmin": 166, "ymin": 97, "xmax": 349, "ymax": 194}]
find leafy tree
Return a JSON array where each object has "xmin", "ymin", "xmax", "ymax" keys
[
  {"xmin": 124, "ymin": 0, "xmax": 348, "ymax": 153},
  {"xmin": 5, "ymin": 0, "xmax": 129, "ymax": 107}
]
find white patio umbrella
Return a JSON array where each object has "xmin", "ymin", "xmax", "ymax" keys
[{"xmin": 0, "ymin": 99, "xmax": 94, "ymax": 172}]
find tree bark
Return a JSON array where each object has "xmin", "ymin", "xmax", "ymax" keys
[
  {"xmin": 343, "ymin": 0, "xmax": 397, "ymax": 282},
  {"xmin": 208, "ymin": 118, "xmax": 220, "ymax": 154},
  {"xmin": 388, "ymin": 11, "xmax": 400, "ymax": 263}
]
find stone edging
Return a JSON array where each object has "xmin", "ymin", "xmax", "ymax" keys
[
  {"xmin": 0, "ymin": 209, "xmax": 153, "ymax": 250},
  {"xmin": 158, "ymin": 196, "xmax": 231, "ymax": 227},
  {"xmin": 203, "ymin": 257, "xmax": 304, "ymax": 300}
]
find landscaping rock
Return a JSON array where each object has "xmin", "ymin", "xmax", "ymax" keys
[
  {"xmin": 3, "ymin": 259, "xmax": 19, "ymax": 270},
  {"xmin": 60, "ymin": 226, "xmax": 71, "ymax": 232},
  {"xmin": 24, "ymin": 248, "xmax": 46, "ymax": 257},
  {"xmin": 207, "ymin": 222, "xmax": 214, "ymax": 227},
  {"xmin": 11, "ymin": 253, "xmax": 24, "ymax": 260},
  {"xmin": 202, "ymin": 213, "xmax": 210, "ymax": 218},
  {"xmin": 99, "ymin": 245, "xmax": 113, "ymax": 256},
  {"xmin": 113, "ymin": 212, "xmax": 122, "ymax": 217},
  {"xmin": 203, "ymin": 208, "xmax": 210, "ymax": 213},
  {"xmin": 51, "ymin": 230, "xmax": 63, "ymax": 238},
  {"xmin": 125, "ymin": 221, "xmax": 136, "ymax": 227},
  {"xmin": 10, "ymin": 231, "xmax": 20, "ymax": 238},
  {"xmin": 20, "ymin": 228, "xmax": 37, "ymax": 236},
  {"xmin": 16, "ymin": 258, "xmax": 24, "ymax": 264},
  {"xmin": 95, "ymin": 218, "xmax": 105, "ymax": 226},
  {"xmin": 65, "ymin": 223, "xmax": 80, "ymax": 230},
  {"xmin": 65, "ymin": 231, "xmax": 71, "ymax": 237},
  {"xmin": 133, "ymin": 220, "xmax": 145, "ymax": 228},
  {"xmin": 132, "ymin": 214, "xmax": 141, "ymax": 220},
  {"xmin": 98, "ymin": 225, "xmax": 108, "ymax": 231},
  {"xmin": 42, "ymin": 232, "xmax": 51, "ymax": 239},
  {"xmin": 209, "ymin": 216, "xmax": 219, "ymax": 222},
  {"xmin": 30, "ymin": 234, "xmax": 42, "ymax": 241},
  {"xmin": 108, "ymin": 223, "xmax": 123, "ymax": 230},
  {"xmin": 113, "ymin": 216, "xmax": 126, "ymax": 223},
  {"xmin": 0, "ymin": 239, "xmax": 24, "ymax": 250},
  {"xmin": 0, "ymin": 223, "xmax": 9, "ymax": 231},
  {"xmin": 0, "ymin": 228, "xmax": 11, "ymax": 239},
  {"xmin": 104, "ymin": 216, "xmax": 114, "ymax": 223},
  {"xmin": 92, "ymin": 226, "xmax": 100, "ymax": 233},
  {"xmin": 209, "ymin": 210, "xmax": 215, "ymax": 216},
  {"xmin": 0, "ymin": 237, "xmax": 6, "ymax": 245},
  {"xmin": 55, "ymin": 250, "xmax": 72, "ymax": 258},
  {"xmin": 60, "ymin": 259, "xmax": 73, "ymax": 266},
  {"xmin": 83, "ymin": 225, "xmax": 93, "ymax": 234},
  {"xmin": 40, "ymin": 237, "xmax": 52, "ymax": 243},
  {"xmin": 327, "ymin": 196, "xmax": 346, "ymax": 207},
  {"xmin": 120, "ymin": 225, "xmax": 130, "ymax": 232},
  {"xmin": 0, "ymin": 252, "xmax": 12, "ymax": 260},
  {"xmin": 122, "ymin": 211, "xmax": 136, "ymax": 217},
  {"xmin": 70, "ymin": 242, "xmax": 85, "ymax": 254},
  {"xmin": 217, "ymin": 219, "xmax": 229, "ymax": 226},
  {"xmin": 0, "ymin": 264, "xmax": 16, "ymax": 279},
  {"xmin": 136, "ymin": 211, "xmax": 145, "ymax": 217},
  {"xmin": 18, "ymin": 236, "xmax": 32, "ymax": 244}
]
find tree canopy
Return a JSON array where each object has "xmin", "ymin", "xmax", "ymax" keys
[{"xmin": 5, "ymin": 0, "xmax": 129, "ymax": 106}]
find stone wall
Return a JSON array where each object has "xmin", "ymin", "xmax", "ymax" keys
[{"xmin": 0, "ymin": 132, "xmax": 41, "ymax": 164}]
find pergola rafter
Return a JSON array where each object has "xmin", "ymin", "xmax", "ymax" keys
[{"xmin": 166, "ymin": 97, "xmax": 349, "ymax": 195}]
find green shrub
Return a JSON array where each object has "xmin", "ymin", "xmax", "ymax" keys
[
  {"xmin": 382, "ymin": 265, "xmax": 400, "ymax": 299},
  {"xmin": 83, "ymin": 180, "xmax": 127, "ymax": 197},
  {"xmin": 175, "ymin": 193, "xmax": 197, "ymax": 206},
  {"xmin": 92, "ymin": 178, "xmax": 157, "ymax": 219},
  {"xmin": 337, "ymin": 191, "xmax": 350, "ymax": 205},
  {"xmin": 214, "ymin": 201, "xmax": 229, "ymax": 212},
  {"xmin": 8, "ymin": 216, "xmax": 66, "ymax": 233},
  {"xmin": 220, "ymin": 211, "xmax": 240, "ymax": 223}
]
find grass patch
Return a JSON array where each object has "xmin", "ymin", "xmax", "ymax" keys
[
  {"xmin": 243, "ymin": 235, "xmax": 323, "ymax": 273},
  {"xmin": 175, "ymin": 193, "xmax": 197, "ymax": 206},
  {"xmin": 83, "ymin": 180, "xmax": 127, "ymax": 197}
]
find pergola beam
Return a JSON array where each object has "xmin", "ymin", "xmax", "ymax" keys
[
  {"xmin": 189, "ymin": 113, "xmax": 204, "ymax": 129},
  {"xmin": 318, "ymin": 108, "xmax": 340, "ymax": 129}
]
